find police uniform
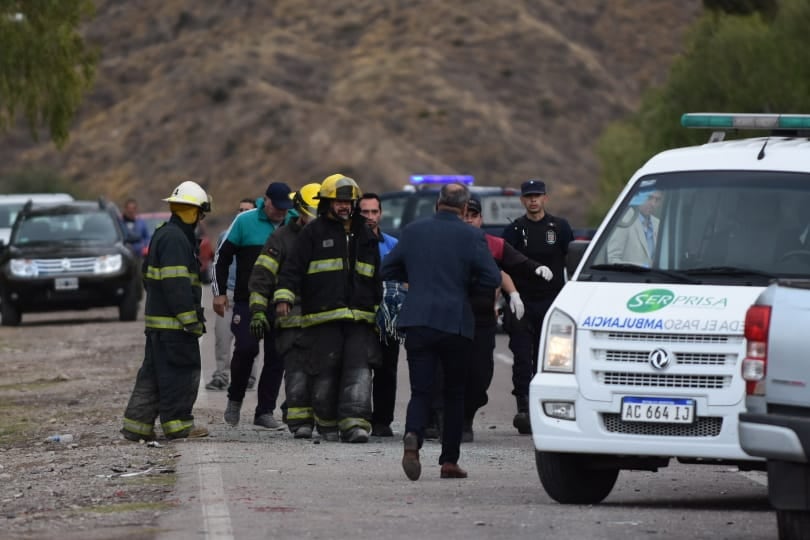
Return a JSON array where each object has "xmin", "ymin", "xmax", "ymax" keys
[{"xmin": 502, "ymin": 185, "xmax": 573, "ymax": 422}]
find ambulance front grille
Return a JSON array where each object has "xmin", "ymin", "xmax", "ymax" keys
[
  {"xmin": 602, "ymin": 414, "xmax": 723, "ymax": 437},
  {"xmin": 604, "ymin": 350, "xmax": 729, "ymax": 366},
  {"xmin": 597, "ymin": 331, "xmax": 733, "ymax": 345},
  {"xmin": 597, "ymin": 372, "xmax": 731, "ymax": 389}
]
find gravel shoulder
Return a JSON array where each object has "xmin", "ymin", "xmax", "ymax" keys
[{"xmin": 0, "ymin": 308, "xmax": 176, "ymax": 540}]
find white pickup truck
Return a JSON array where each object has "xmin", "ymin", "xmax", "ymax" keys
[{"xmin": 739, "ymin": 280, "xmax": 810, "ymax": 540}]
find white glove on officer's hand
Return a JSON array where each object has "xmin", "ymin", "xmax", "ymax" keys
[
  {"xmin": 508, "ymin": 291, "xmax": 525, "ymax": 321},
  {"xmin": 535, "ymin": 265, "xmax": 553, "ymax": 281}
]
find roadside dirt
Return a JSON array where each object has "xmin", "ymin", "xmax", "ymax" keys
[{"xmin": 0, "ymin": 307, "xmax": 178, "ymax": 540}]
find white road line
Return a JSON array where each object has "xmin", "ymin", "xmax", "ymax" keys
[
  {"xmin": 739, "ymin": 470, "xmax": 768, "ymax": 487},
  {"xmin": 191, "ymin": 444, "xmax": 234, "ymax": 539},
  {"xmin": 495, "ymin": 352, "xmax": 513, "ymax": 366}
]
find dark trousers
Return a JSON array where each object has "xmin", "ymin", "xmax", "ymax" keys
[
  {"xmin": 371, "ymin": 338, "xmax": 400, "ymax": 427},
  {"xmin": 307, "ymin": 321, "xmax": 377, "ymax": 434},
  {"xmin": 227, "ymin": 301, "xmax": 284, "ymax": 418},
  {"xmin": 122, "ymin": 330, "xmax": 201, "ymax": 437},
  {"xmin": 506, "ymin": 298, "xmax": 554, "ymax": 400},
  {"xmin": 465, "ymin": 323, "xmax": 496, "ymax": 421},
  {"xmin": 404, "ymin": 326, "xmax": 470, "ymax": 465}
]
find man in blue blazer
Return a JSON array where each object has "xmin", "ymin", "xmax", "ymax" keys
[{"xmin": 381, "ymin": 182, "xmax": 501, "ymax": 481}]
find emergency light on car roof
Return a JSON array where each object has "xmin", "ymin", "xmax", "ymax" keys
[
  {"xmin": 681, "ymin": 113, "xmax": 810, "ymax": 130},
  {"xmin": 409, "ymin": 174, "xmax": 474, "ymax": 185}
]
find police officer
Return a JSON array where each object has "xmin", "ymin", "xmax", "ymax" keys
[
  {"xmin": 248, "ymin": 182, "xmax": 320, "ymax": 439},
  {"xmin": 121, "ymin": 180, "xmax": 211, "ymax": 441},
  {"xmin": 274, "ymin": 174, "xmax": 381, "ymax": 443},
  {"xmin": 502, "ymin": 179, "xmax": 573, "ymax": 434}
]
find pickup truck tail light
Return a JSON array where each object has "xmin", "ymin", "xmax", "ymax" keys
[{"xmin": 742, "ymin": 305, "xmax": 771, "ymax": 395}]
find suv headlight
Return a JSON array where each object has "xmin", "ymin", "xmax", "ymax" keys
[
  {"xmin": 541, "ymin": 309, "xmax": 576, "ymax": 373},
  {"xmin": 94, "ymin": 254, "xmax": 122, "ymax": 274},
  {"xmin": 10, "ymin": 258, "xmax": 38, "ymax": 277}
]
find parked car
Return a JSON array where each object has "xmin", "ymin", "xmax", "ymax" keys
[
  {"xmin": 0, "ymin": 193, "xmax": 74, "ymax": 246},
  {"xmin": 137, "ymin": 212, "xmax": 214, "ymax": 283},
  {"xmin": 0, "ymin": 199, "xmax": 143, "ymax": 325}
]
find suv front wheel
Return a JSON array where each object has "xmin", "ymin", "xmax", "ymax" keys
[
  {"xmin": 118, "ymin": 279, "xmax": 140, "ymax": 322},
  {"xmin": 1, "ymin": 297, "xmax": 21, "ymax": 326}
]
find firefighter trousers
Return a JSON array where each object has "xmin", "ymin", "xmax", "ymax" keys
[
  {"xmin": 122, "ymin": 330, "xmax": 201, "ymax": 439},
  {"xmin": 293, "ymin": 321, "xmax": 379, "ymax": 436}
]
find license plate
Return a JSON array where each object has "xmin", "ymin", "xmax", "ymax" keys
[
  {"xmin": 54, "ymin": 277, "xmax": 78, "ymax": 290},
  {"xmin": 621, "ymin": 397, "xmax": 695, "ymax": 424}
]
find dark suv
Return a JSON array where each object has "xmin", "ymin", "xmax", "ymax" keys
[{"xmin": 0, "ymin": 199, "xmax": 143, "ymax": 325}]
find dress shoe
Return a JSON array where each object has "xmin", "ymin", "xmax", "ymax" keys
[
  {"xmin": 402, "ymin": 432, "xmax": 421, "ymax": 481},
  {"xmin": 440, "ymin": 462, "xmax": 468, "ymax": 479}
]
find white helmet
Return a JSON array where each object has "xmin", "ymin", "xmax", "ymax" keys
[{"xmin": 163, "ymin": 180, "xmax": 211, "ymax": 212}]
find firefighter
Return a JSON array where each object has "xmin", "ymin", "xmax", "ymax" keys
[
  {"xmin": 121, "ymin": 180, "xmax": 211, "ymax": 441},
  {"xmin": 247, "ymin": 182, "xmax": 321, "ymax": 439},
  {"xmin": 273, "ymin": 174, "xmax": 381, "ymax": 443}
]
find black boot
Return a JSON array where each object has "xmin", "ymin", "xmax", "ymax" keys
[{"xmin": 513, "ymin": 395, "xmax": 531, "ymax": 434}]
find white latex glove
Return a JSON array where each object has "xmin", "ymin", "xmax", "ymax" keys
[
  {"xmin": 535, "ymin": 265, "xmax": 553, "ymax": 281},
  {"xmin": 508, "ymin": 291, "xmax": 525, "ymax": 321}
]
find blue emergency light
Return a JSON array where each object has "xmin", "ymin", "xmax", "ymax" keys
[{"xmin": 409, "ymin": 174, "xmax": 474, "ymax": 186}]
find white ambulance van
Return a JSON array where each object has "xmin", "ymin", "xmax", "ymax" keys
[{"xmin": 530, "ymin": 113, "xmax": 810, "ymax": 504}]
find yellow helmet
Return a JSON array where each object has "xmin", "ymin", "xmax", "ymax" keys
[
  {"xmin": 317, "ymin": 174, "xmax": 361, "ymax": 201},
  {"xmin": 293, "ymin": 183, "xmax": 321, "ymax": 218},
  {"xmin": 163, "ymin": 180, "xmax": 212, "ymax": 212}
]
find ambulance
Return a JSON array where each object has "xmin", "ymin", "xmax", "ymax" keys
[{"xmin": 530, "ymin": 113, "xmax": 810, "ymax": 504}]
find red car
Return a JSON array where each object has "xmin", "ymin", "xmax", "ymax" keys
[{"xmin": 138, "ymin": 212, "xmax": 214, "ymax": 283}]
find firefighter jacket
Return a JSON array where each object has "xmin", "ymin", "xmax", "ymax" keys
[
  {"xmin": 212, "ymin": 198, "xmax": 292, "ymax": 302},
  {"xmin": 273, "ymin": 215, "xmax": 381, "ymax": 327},
  {"xmin": 143, "ymin": 215, "xmax": 204, "ymax": 333},
  {"xmin": 248, "ymin": 219, "xmax": 305, "ymax": 328}
]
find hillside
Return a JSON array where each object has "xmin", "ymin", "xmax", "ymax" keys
[{"xmin": 0, "ymin": 0, "xmax": 703, "ymax": 227}]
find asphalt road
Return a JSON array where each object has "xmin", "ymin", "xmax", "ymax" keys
[{"xmin": 154, "ymin": 293, "xmax": 775, "ymax": 540}]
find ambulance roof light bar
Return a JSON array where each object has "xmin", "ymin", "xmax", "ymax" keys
[
  {"xmin": 681, "ymin": 113, "xmax": 810, "ymax": 131},
  {"xmin": 410, "ymin": 174, "xmax": 474, "ymax": 186}
]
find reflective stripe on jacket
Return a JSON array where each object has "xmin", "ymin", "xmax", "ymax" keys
[
  {"xmin": 274, "ymin": 215, "xmax": 381, "ymax": 328},
  {"xmin": 248, "ymin": 220, "xmax": 304, "ymax": 328},
  {"xmin": 143, "ymin": 216, "xmax": 203, "ymax": 332}
]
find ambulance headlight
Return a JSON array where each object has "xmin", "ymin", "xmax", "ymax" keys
[{"xmin": 542, "ymin": 309, "xmax": 575, "ymax": 373}]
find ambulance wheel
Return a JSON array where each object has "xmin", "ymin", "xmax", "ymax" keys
[
  {"xmin": 535, "ymin": 451, "xmax": 618, "ymax": 504},
  {"xmin": 777, "ymin": 509, "xmax": 810, "ymax": 540}
]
